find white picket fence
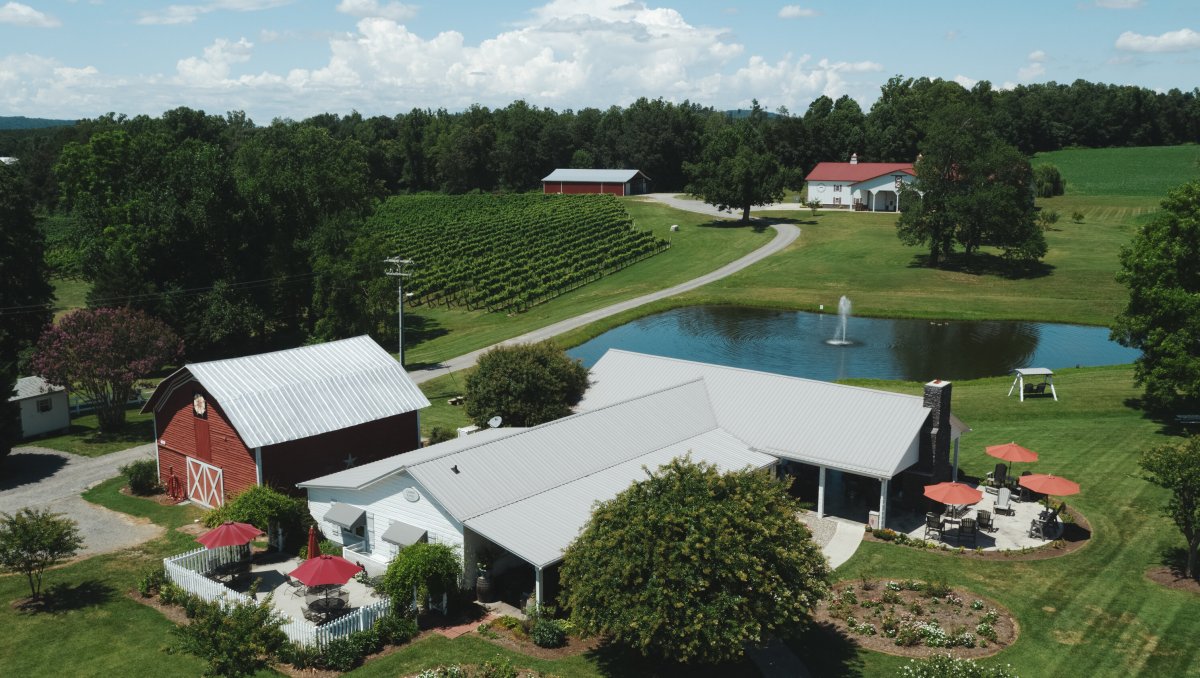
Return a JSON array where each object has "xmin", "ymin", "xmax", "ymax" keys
[{"xmin": 162, "ymin": 547, "xmax": 394, "ymax": 647}]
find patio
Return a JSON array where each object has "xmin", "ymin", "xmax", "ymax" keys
[
  {"xmin": 228, "ymin": 553, "xmax": 384, "ymax": 625},
  {"xmin": 891, "ymin": 484, "xmax": 1067, "ymax": 551}
]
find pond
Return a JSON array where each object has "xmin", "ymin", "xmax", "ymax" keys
[{"xmin": 567, "ymin": 305, "xmax": 1140, "ymax": 383}]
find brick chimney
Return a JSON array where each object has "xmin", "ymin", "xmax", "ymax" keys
[
  {"xmin": 920, "ymin": 380, "xmax": 953, "ymax": 482},
  {"xmin": 850, "ymin": 152, "xmax": 858, "ymax": 165}
]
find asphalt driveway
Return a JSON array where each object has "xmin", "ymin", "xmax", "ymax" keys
[{"xmin": 1, "ymin": 444, "xmax": 164, "ymax": 557}]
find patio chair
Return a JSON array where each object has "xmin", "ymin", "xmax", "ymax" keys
[
  {"xmin": 1029, "ymin": 517, "xmax": 1047, "ymax": 540},
  {"xmin": 976, "ymin": 509, "xmax": 995, "ymax": 533},
  {"xmin": 924, "ymin": 512, "xmax": 944, "ymax": 541},
  {"xmin": 986, "ymin": 463, "xmax": 1008, "ymax": 489},
  {"xmin": 958, "ymin": 518, "xmax": 978, "ymax": 547},
  {"xmin": 995, "ymin": 488, "xmax": 1015, "ymax": 516}
]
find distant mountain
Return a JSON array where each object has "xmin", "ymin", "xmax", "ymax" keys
[{"xmin": 0, "ymin": 116, "xmax": 76, "ymax": 130}]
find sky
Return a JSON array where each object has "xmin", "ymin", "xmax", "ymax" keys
[{"xmin": 1, "ymin": 0, "xmax": 1197, "ymax": 122}]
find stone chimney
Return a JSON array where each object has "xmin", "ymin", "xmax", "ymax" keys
[
  {"xmin": 920, "ymin": 380, "xmax": 953, "ymax": 482},
  {"xmin": 850, "ymin": 152, "xmax": 858, "ymax": 165}
]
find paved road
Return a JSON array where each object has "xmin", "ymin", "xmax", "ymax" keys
[
  {"xmin": 1, "ymin": 444, "xmax": 164, "ymax": 557},
  {"xmin": 409, "ymin": 196, "xmax": 799, "ymax": 384}
]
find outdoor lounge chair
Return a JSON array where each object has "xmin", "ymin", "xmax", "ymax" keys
[
  {"xmin": 995, "ymin": 488, "xmax": 1015, "ymax": 516},
  {"xmin": 976, "ymin": 509, "xmax": 995, "ymax": 533},
  {"xmin": 986, "ymin": 463, "xmax": 1008, "ymax": 489},
  {"xmin": 924, "ymin": 512, "xmax": 944, "ymax": 541},
  {"xmin": 958, "ymin": 518, "xmax": 978, "ymax": 547}
]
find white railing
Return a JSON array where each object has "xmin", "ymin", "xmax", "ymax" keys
[{"xmin": 163, "ymin": 547, "xmax": 395, "ymax": 648}]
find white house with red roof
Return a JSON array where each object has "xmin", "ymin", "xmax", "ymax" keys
[{"xmin": 805, "ymin": 154, "xmax": 916, "ymax": 212}]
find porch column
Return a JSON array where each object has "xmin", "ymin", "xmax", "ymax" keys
[
  {"xmin": 878, "ymin": 478, "xmax": 889, "ymax": 530},
  {"xmin": 534, "ymin": 566, "xmax": 544, "ymax": 606},
  {"xmin": 817, "ymin": 466, "xmax": 827, "ymax": 518},
  {"xmin": 895, "ymin": 191, "xmax": 900, "ymax": 213}
]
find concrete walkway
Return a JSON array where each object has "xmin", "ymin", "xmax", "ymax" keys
[
  {"xmin": 1, "ymin": 443, "xmax": 163, "ymax": 557},
  {"xmin": 824, "ymin": 518, "xmax": 867, "ymax": 570},
  {"xmin": 409, "ymin": 203, "xmax": 799, "ymax": 384}
]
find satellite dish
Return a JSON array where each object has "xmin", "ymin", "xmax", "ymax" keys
[{"xmin": 487, "ymin": 416, "xmax": 502, "ymax": 428}]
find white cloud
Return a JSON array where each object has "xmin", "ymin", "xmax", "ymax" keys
[
  {"xmin": 1017, "ymin": 49, "xmax": 1047, "ymax": 80},
  {"xmin": 138, "ymin": 0, "xmax": 290, "ymax": 26},
  {"xmin": 1028, "ymin": 49, "xmax": 1046, "ymax": 61},
  {"xmin": 1115, "ymin": 28, "xmax": 1200, "ymax": 52},
  {"xmin": 0, "ymin": 2, "xmax": 60, "ymax": 27},
  {"xmin": 778, "ymin": 5, "xmax": 818, "ymax": 18},
  {"xmin": 945, "ymin": 30, "xmax": 959, "ymax": 41},
  {"xmin": 175, "ymin": 38, "xmax": 255, "ymax": 86},
  {"xmin": 1095, "ymin": 0, "xmax": 1143, "ymax": 8},
  {"xmin": 336, "ymin": 0, "xmax": 417, "ymax": 21},
  {"xmin": 953, "ymin": 74, "xmax": 976, "ymax": 88}
]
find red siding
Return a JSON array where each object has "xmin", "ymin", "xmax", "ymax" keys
[
  {"xmin": 542, "ymin": 181, "xmax": 626, "ymax": 196},
  {"xmin": 156, "ymin": 381, "xmax": 257, "ymax": 503},
  {"xmin": 259, "ymin": 412, "xmax": 420, "ymax": 493}
]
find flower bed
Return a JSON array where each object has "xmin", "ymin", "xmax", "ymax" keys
[{"xmin": 814, "ymin": 580, "xmax": 1017, "ymax": 659}]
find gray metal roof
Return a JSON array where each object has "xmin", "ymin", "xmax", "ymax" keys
[
  {"xmin": 9, "ymin": 376, "xmax": 64, "ymax": 402},
  {"xmin": 1014, "ymin": 367, "xmax": 1053, "ymax": 376},
  {"xmin": 578, "ymin": 350, "xmax": 939, "ymax": 479},
  {"xmin": 380, "ymin": 520, "xmax": 427, "ymax": 546},
  {"xmin": 297, "ymin": 427, "xmax": 523, "ymax": 490},
  {"xmin": 464, "ymin": 428, "xmax": 775, "ymax": 568},
  {"xmin": 323, "ymin": 502, "xmax": 366, "ymax": 529},
  {"xmin": 541, "ymin": 168, "xmax": 645, "ymax": 183},
  {"xmin": 144, "ymin": 336, "xmax": 430, "ymax": 449},
  {"xmin": 407, "ymin": 379, "xmax": 721, "ymax": 522}
]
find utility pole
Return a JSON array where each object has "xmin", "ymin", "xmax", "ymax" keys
[{"xmin": 384, "ymin": 257, "xmax": 413, "ymax": 365}]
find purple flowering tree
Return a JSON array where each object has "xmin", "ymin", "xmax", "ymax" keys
[{"xmin": 32, "ymin": 308, "xmax": 183, "ymax": 433}]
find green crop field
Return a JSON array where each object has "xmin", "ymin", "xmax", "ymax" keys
[{"xmin": 1033, "ymin": 145, "xmax": 1200, "ymax": 198}]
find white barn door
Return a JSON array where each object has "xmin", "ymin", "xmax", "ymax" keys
[{"xmin": 186, "ymin": 457, "xmax": 224, "ymax": 508}]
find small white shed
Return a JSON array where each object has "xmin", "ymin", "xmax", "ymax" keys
[{"xmin": 9, "ymin": 376, "xmax": 70, "ymax": 439}]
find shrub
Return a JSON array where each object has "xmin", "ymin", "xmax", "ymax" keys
[
  {"xmin": 428, "ymin": 426, "xmax": 457, "ymax": 445},
  {"xmin": 479, "ymin": 655, "xmax": 519, "ymax": 678},
  {"xmin": 203, "ymin": 485, "xmax": 311, "ymax": 548},
  {"xmin": 531, "ymin": 617, "xmax": 568, "ymax": 648},
  {"xmin": 375, "ymin": 612, "xmax": 419, "ymax": 644},
  {"xmin": 1036, "ymin": 209, "xmax": 1060, "ymax": 230},
  {"xmin": 171, "ymin": 594, "xmax": 287, "ymax": 678},
  {"xmin": 976, "ymin": 621, "xmax": 998, "ymax": 643},
  {"xmin": 297, "ymin": 539, "xmax": 342, "ymax": 560},
  {"xmin": 874, "ymin": 529, "xmax": 897, "ymax": 541},
  {"xmin": 138, "ymin": 564, "xmax": 167, "ymax": 597},
  {"xmin": 464, "ymin": 341, "xmax": 589, "ymax": 427},
  {"xmin": 121, "ymin": 459, "xmax": 161, "ymax": 495},
  {"xmin": 882, "ymin": 589, "xmax": 901, "ymax": 605},
  {"xmin": 901, "ymin": 653, "xmax": 1020, "ymax": 677},
  {"xmin": 382, "ymin": 542, "xmax": 462, "ymax": 611},
  {"xmin": 1071, "ymin": 210, "xmax": 1084, "ymax": 224},
  {"xmin": 319, "ymin": 636, "xmax": 364, "ymax": 672},
  {"xmin": 925, "ymin": 580, "xmax": 951, "ymax": 598}
]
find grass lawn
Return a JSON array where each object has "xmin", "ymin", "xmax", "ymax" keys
[
  {"xmin": 787, "ymin": 365, "xmax": 1200, "ymax": 677},
  {"xmin": 30, "ymin": 408, "xmax": 156, "ymax": 457},
  {"xmin": 402, "ymin": 199, "xmax": 770, "ymax": 367},
  {"xmin": 50, "ymin": 276, "xmax": 90, "ymax": 320},
  {"xmin": 417, "ymin": 370, "xmax": 474, "ymax": 438}
]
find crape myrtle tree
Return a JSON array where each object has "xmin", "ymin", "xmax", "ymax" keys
[
  {"xmin": 1139, "ymin": 437, "xmax": 1200, "ymax": 579},
  {"xmin": 0, "ymin": 508, "xmax": 83, "ymax": 600},
  {"xmin": 896, "ymin": 105, "xmax": 1045, "ymax": 266},
  {"xmin": 560, "ymin": 457, "xmax": 829, "ymax": 665},
  {"xmin": 0, "ymin": 162, "xmax": 53, "ymax": 462},
  {"xmin": 464, "ymin": 341, "xmax": 589, "ymax": 428},
  {"xmin": 32, "ymin": 307, "xmax": 183, "ymax": 432},
  {"xmin": 684, "ymin": 101, "xmax": 788, "ymax": 222},
  {"xmin": 1111, "ymin": 180, "xmax": 1200, "ymax": 412}
]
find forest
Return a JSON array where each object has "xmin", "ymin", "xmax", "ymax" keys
[{"xmin": 1, "ymin": 75, "xmax": 1198, "ymax": 361}]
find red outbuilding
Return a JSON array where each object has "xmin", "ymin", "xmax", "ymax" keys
[
  {"xmin": 143, "ymin": 336, "xmax": 430, "ymax": 508},
  {"xmin": 541, "ymin": 168, "xmax": 651, "ymax": 196}
]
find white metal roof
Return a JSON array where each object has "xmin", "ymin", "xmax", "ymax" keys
[
  {"xmin": 9, "ymin": 376, "xmax": 64, "ymax": 402},
  {"xmin": 407, "ymin": 379, "xmax": 721, "ymax": 522},
  {"xmin": 464, "ymin": 428, "xmax": 775, "ymax": 568},
  {"xmin": 144, "ymin": 336, "xmax": 430, "ymax": 449},
  {"xmin": 541, "ymin": 168, "xmax": 645, "ymax": 183},
  {"xmin": 297, "ymin": 427, "xmax": 523, "ymax": 490},
  {"xmin": 1014, "ymin": 367, "xmax": 1053, "ymax": 376},
  {"xmin": 578, "ymin": 350, "xmax": 939, "ymax": 479}
]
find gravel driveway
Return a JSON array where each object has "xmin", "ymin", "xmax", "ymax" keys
[{"xmin": 1, "ymin": 444, "xmax": 164, "ymax": 557}]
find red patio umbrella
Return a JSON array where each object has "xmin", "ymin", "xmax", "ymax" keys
[
  {"xmin": 289, "ymin": 554, "xmax": 362, "ymax": 587},
  {"xmin": 923, "ymin": 481, "xmax": 984, "ymax": 506},
  {"xmin": 306, "ymin": 525, "xmax": 320, "ymax": 561},
  {"xmin": 196, "ymin": 521, "xmax": 263, "ymax": 549},
  {"xmin": 1018, "ymin": 473, "xmax": 1080, "ymax": 498},
  {"xmin": 986, "ymin": 442, "xmax": 1039, "ymax": 464}
]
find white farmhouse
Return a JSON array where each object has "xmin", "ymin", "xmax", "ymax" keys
[
  {"xmin": 805, "ymin": 154, "xmax": 915, "ymax": 212},
  {"xmin": 9, "ymin": 376, "xmax": 70, "ymax": 439}
]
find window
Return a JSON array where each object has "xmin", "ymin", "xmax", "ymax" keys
[
  {"xmin": 37, "ymin": 398, "xmax": 52, "ymax": 413},
  {"xmin": 834, "ymin": 184, "xmax": 843, "ymax": 192},
  {"xmin": 833, "ymin": 196, "xmax": 842, "ymax": 206}
]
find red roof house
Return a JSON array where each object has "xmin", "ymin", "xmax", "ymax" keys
[
  {"xmin": 805, "ymin": 154, "xmax": 916, "ymax": 212},
  {"xmin": 143, "ymin": 336, "xmax": 430, "ymax": 508}
]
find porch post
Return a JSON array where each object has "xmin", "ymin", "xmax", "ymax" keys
[
  {"xmin": 534, "ymin": 567, "xmax": 544, "ymax": 606},
  {"xmin": 878, "ymin": 478, "xmax": 889, "ymax": 530},
  {"xmin": 817, "ymin": 466, "xmax": 827, "ymax": 518}
]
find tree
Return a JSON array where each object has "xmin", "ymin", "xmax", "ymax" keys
[
  {"xmin": 1139, "ymin": 437, "xmax": 1200, "ymax": 579},
  {"xmin": 685, "ymin": 103, "xmax": 787, "ymax": 221},
  {"xmin": 1033, "ymin": 164, "xmax": 1066, "ymax": 197},
  {"xmin": 464, "ymin": 342, "xmax": 589, "ymax": 427},
  {"xmin": 1111, "ymin": 181, "xmax": 1200, "ymax": 411},
  {"xmin": 559, "ymin": 457, "xmax": 829, "ymax": 665},
  {"xmin": 172, "ymin": 593, "xmax": 287, "ymax": 677},
  {"xmin": 897, "ymin": 107, "xmax": 1045, "ymax": 266},
  {"xmin": 0, "ymin": 508, "xmax": 84, "ymax": 599},
  {"xmin": 381, "ymin": 542, "xmax": 461, "ymax": 612},
  {"xmin": 203, "ymin": 485, "xmax": 311, "ymax": 547},
  {"xmin": 32, "ymin": 307, "xmax": 183, "ymax": 432},
  {"xmin": 0, "ymin": 163, "xmax": 53, "ymax": 462}
]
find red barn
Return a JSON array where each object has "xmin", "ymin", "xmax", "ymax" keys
[
  {"xmin": 143, "ymin": 336, "xmax": 430, "ymax": 508},
  {"xmin": 541, "ymin": 169, "xmax": 651, "ymax": 196}
]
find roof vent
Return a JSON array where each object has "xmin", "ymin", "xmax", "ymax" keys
[
  {"xmin": 850, "ymin": 153, "xmax": 858, "ymax": 165},
  {"xmin": 451, "ymin": 465, "xmax": 460, "ymax": 474}
]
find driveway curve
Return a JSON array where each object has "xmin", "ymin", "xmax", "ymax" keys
[
  {"xmin": 1, "ymin": 444, "xmax": 164, "ymax": 558},
  {"xmin": 410, "ymin": 197, "xmax": 798, "ymax": 384}
]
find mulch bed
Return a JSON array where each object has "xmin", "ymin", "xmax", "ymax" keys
[
  {"xmin": 476, "ymin": 622, "xmax": 602, "ymax": 660},
  {"xmin": 863, "ymin": 506, "xmax": 1092, "ymax": 562},
  {"xmin": 813, "ymin": 581, "xmax": 1018, "ymax": 659},
  {"xmin": 1145, "ymin": 566, "xmax": 1200, "ymax": 595},
  {"xmin": 118, "ymin": 485, "xmax": 188, "ymax": 506}
]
